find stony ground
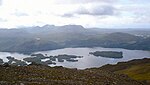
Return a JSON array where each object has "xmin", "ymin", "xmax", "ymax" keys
[
  {"xmin": 94, "ymin": 58, "xmax": 150, "ymax": 85},
  {"xmin": 0, "ymin": 63, "xmax": 144, "ymax": 85}
]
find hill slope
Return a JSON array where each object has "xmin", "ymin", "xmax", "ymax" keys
[
  {"xmin": 97, "ymin": 58, "xmax": 150, "ymax": 84},
  {"xmin": 0, "ymin": 64, "xmax": 143, "ymax": 85}
]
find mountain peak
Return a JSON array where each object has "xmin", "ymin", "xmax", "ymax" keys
[
  {"xmin": 60, "ymin": 25, "xmax": 84, "ymax": 29},
  {"xmin": 42, "ymin": 24, "xmax": 55, "ymax": 28}
]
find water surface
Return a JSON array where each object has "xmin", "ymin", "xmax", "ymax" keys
[{"xmin": 0, "ymin": 47, "xmax": 150, "ymax": 69}]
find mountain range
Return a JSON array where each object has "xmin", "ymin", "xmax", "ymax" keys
[{"xmin": 0, "ymin": 25, "xmax": 150, "ymax": 54}]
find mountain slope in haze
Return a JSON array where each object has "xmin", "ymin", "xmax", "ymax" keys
[
  {"xmin": 64, "ymin": 32, "xmax": 143, "ymax": 48},
  {"xmin": 0, "ymin": 25, "xmax": 149, "ymax": 54},
  {"xmin": 102, "ymin": 32, "xmax": 141, "ymax": 43},
  {"xmin": 124, "ymin": 37, "xmax": 150, "ymax": 50}
]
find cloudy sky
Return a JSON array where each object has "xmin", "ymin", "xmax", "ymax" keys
[{"xmin": 0, "ymin": 0, "xmax": 150, "ymax": 28}]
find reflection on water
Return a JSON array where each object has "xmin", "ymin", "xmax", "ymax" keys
[{"xmin": 0, "ymin": 47, "xmax": 150, "ymax": 69}]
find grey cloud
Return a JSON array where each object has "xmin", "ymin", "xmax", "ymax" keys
[
  {"xmin": 74, "ymin": 6, "xmax": 89, "ymax": 14},
  {"xmin": 77, "ymin": 0, "xmax": 114, "ymax": 3},
  {"xmin": 61, "ymin": 13, "xmax": 75, "ymax": 18},
  {"xmin": 61, "ymin": 7, "xmax": 89, "ymax": 17},
  {"xmin": 63, "ymin": 5, "xmax": 116, "ymax": 17},
  {"xmin": 89, "ymin": 5, "xmax": 115, "ymax": 15},
  {"xmin": 55, "ymin": 0, "xmax": 116, "ymax": 4},
  {"xmin": 13, "ymin": 12, "xmax": 29, "ymax": 17}
]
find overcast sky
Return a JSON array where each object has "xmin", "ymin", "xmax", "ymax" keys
[{"xmin": 0, "ymin": 0, "xmax": 150, "ymax": 28}]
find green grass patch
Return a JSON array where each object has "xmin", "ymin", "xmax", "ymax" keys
[{"xmin": 116, "ymin": 63, "xmax": 150, "ymax": 81}]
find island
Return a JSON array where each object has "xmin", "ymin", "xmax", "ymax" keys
[
  {"xmin": 23, "ymin": 53, "xmax": 83, "ymax": 65},
  {"xmin": 89, "ymin": 51, "xmax": 123, "ymax": 58},
  {"xmin": 54, "ymin": 54, "xmax": 83, "ymax": 62},
  {"xmin": 23, "ymin": 54, "xmax": 56, "ymax": 65},
  {"xmin": 0, "ymin": 58, "xmax": 4, "ymax": 65},
  {"xmin": 6, "ymin": 56, "xmax": 27, "ymax": 66},
  {"xmin": 0, "ymin": 53, "xmax": 83, "ymax": 66}
]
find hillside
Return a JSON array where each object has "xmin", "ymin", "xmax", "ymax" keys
[
  {"xmin": 0, "ymin": 63, "xmax": 144, "ymax": 85},
  {"xmin": 95, "ymin": 58, "xmax": 150, "ymax": 84},
  {"xmin": 124, "ymin": 37, "xmax": 150, "ymax": 50}
]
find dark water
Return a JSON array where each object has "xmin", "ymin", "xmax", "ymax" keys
[{"xmin": 0, "ymin": 47, "xmax": 150, "ymax": 69}]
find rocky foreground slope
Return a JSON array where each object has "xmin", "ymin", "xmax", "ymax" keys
[
  {"xmin": 98, "ymin": 58, "xmax": 150, "ymax": 85},
  {"xmin": 0, "ymin": 58, "xmax": 149, "ymax": 85}
]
